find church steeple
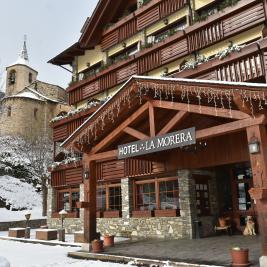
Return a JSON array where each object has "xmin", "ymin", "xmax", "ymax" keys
[
  {"xmin": 5, "ymin": 35, "xmax": 38, "ymax": 97},
  {"xmin": 20, "ymin": 35, "xmax": 29, "ymax": 62}
]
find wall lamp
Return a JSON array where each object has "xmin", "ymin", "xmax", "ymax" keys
[
  {"xmin": 84, "ymin": 168, "xmax": 89, "ymax": 180},
  {"xmin": 248, "ymin": 135, "xmax": 260, "ymax": 154}
]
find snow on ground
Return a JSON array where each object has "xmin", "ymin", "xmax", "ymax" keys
[
  {"xmin": 0, "ymin": 256, "xmax": 10, "ymax": 267},
  {"xmin": 0, "ymin": 175, "xmax": 45, "ymax": 223},
  {"xmin": 0, "ymin": 240, "xmax": 137, "ymax": 267}
]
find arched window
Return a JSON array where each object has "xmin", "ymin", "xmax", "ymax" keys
[
  {"xmin": 34, "ymin": 108, "xmax": 38, "ymax": 119},
  {"xmin": 29, "ymin": 73, "xmax": 33, "ymax": 83},
  {"xmin": 7, "ymin": 106, "xmax": 11, "ymax": 117},
  {"xmin": 8, "ymin": 70, "xmax": 16, "ymax": 85}
]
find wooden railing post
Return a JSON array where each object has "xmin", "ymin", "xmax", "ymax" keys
[{"xmin": 246, "ymin": 124, "xmax": 267, "ymax": 256}]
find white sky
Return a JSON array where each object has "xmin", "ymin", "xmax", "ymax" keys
[{"xmin": 0, "ymin": 0, "xmax": 98, "ymax": 91}]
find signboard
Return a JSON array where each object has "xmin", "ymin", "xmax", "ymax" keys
[{"xmin": 118, "ymin": 127, "xmax": 196, "ymax": 159}]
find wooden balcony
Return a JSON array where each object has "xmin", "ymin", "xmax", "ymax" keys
[
  {"xmin": 50, "ymin": 160, "xmax": 83, "ymax": 187},
  {"xmin": 101, "ymin": 0, "xmax": 188, "ymax": 51},
  {"xmin": 67, "ymin": 0, "xmax": 266, "ymax": 105},
  {"xmin": 52, "ymin": 106, "xmax": 98, "ymax": 142},
  {"xmin": 175, "ymin": 39, "xmax": 267, "ymax": 82}
]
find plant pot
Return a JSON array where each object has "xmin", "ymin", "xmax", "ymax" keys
[
  {"xmin": 91, "ymin": 240, "xmax": 104, "ymax": 253},
  {"xmin": 231, "ymin": 248, "xmax": 249, "ymax": 267},
  {"xmin": 103, "ymin": 235, "xmax": 115, "ymax": 247}
]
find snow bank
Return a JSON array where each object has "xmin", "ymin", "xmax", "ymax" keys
[
  {"xmin": 0, "ymin": 257, "xmax": 10, "ymax": 267},
  {"xmin": 0, "ymin": 175, "xmax": 41, "ymax": 210}
]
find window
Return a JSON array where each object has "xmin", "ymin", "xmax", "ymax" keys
[
  {"xmin": 56, "ymin": 188, "xmax": 80, "ymax": 216},
  {"xmin": 29, "ymin": 73, "xmax": 33, "ymax": 83},
  {"xmin": 96, "ymin": 183, "xmax": 122, "ymax": 211},
  {"xmin": 34, "ymin": 108, "xmax": 38, "ymax": 119},
  {"xmin": 7, "ymin": 106, "xmax": 11, "ymax": 117},
  {"xmin": 109, "ymin": 43, "xmax": 139, "ymax": 64},
  {"xmin": 134, "ymin": 177, "xmax": 179, "ymax": 211},
  {"xmin": 136, "ymin": 182, "xmax": 156, "ymax": 211},
  {"xmin": 8, "ymin": 70, "xmax": 16, "ymax": 85}
]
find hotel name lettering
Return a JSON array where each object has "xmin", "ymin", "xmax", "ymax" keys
[{"xmin": 118, "ymin": 127, "xmax": 196, "ymax": 159}]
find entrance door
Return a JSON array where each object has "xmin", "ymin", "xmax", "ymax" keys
[{"xmin": 231, "ymin": 164, "xmax": 256, "ymax": 231}]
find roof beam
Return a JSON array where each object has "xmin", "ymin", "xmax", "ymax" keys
[
  {"xmin": 149, "ymin": 102, "xmax": 156, "ymax": 137},
  {"xmin": 152, "ymin": 100, "xmax": 250, "ymax": 120},
  {"xmin": 123, "ymin": 127, "xmax": 150, "ymax": 140},
  {"xmin": 158, "ymin": 111, "xmax": 188, "ymax": 136}
]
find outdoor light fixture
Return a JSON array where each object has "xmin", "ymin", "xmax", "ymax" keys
[
  {"xmin": 248, "ymin": 136, "xmax": 260, "ymax": 154},
  {"xmin": 59, "ymin": 209, "xmax": 67, "ymax": 242},
  {"xmin": 59, "ymin": 209, "xmax": 67, "ymax": 229},
  {"xmin": 24, "ymin": 211, "xmax": 31, "ymax": 239},
  {"xmin": 84, "ymin": 168, "xmax": 89, "ymax": 180}
]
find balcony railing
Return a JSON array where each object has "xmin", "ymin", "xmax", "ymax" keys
[{"xmin": 68, "ymin": 0, "xmax": 265, "ymax": 105}]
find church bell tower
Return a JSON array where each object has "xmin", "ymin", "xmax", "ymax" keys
[{"xmin": 5, "ymin": 36, "xmax": 38, "ymax": 97}]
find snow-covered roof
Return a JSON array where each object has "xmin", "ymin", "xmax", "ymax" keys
[
  {"xmin": 14, "ymin": 91, "xmax": 43, "ymax": 101},
  {"xmin": 61, "ymin": 75, "xmax": 267, "ymax": 147}
]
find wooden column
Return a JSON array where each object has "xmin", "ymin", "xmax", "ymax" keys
[
  {"xmin": 83, "ymin": 154, "xmax": 97, "ymax": 243},
  {"xmin": 247, "ymin": 124, "xmax": 267, "ymax": 256}
]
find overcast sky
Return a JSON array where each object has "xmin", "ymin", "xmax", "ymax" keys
[{"xmin": 0, "ymin": 0, "xmax": 98, "ymax": 91}]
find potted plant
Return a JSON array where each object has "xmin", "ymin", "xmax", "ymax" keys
[
  {"xmin": 103, "ymin": 234, "xmax": 115, "ymax": 247},
  {"xmin": 91, "ymin": 239, "xmax": 104, "ymax": 253},
  {"xmin": 230, "ymin": 247, "xmax": 249, "ymax": 267}
]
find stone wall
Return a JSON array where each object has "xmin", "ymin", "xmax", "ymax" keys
[{"xmin": 0, "ymin": 219, "xmax": 46, "ymax": 231}]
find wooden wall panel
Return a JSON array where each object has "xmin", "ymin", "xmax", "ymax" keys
[
  {"xmin": 223, "ymin": 3, "xmax": 265, "ymax": 37},
  {"xmin": 51, "ymin": 170, "xmax": 66, "ymax": 187},
  {"xmin": 100, "ymin": 72, "xmax": 117, "ymax": 90},
  {"xmin": 117, "ymin": 63, "xmax": 138, "ymax": 84},
  {"xmin": 188, "ymin": 21, "xmax": 224, "ymax": 52},
  {"xmin": 161, "ymin": 39, "xmax": 188, "ymax": 64},
  {"xmin": 69, "ymin": 87, "xmax": 83, "ymax": 105},
  {"xmin": 137, "ymin": 6, "xmax": 160, "ymax": 30},
  {"xmin": 82, "ymin": 81, "xmax": 100, "ymax": 99},
  {"xmin": 195, "ymin": 71, "xmax": 217, "ymax": 80},
  {"xmin": 138, "ymin": 50, "xmax": 161, "ymax": 74},
  {"xmin": 96, "ymin": 160, "xmax": 125, "ymax": 181},
  {"xmin": 65, "ymin": 167, "xmax": 83, "ymax": 185},
  {"xmin": 159, "ymin": 0, "xmax": 187, "ymax": 18},
  {"xmin": 101, "ymin": 30, "xmax": 119, "ymax": 51},
  {"xmin": 53, "ymin": 125, "xmax": 68, "ymax": 141},
  {"xmin": 216, "ymin": 54, "xmax": 263, "ymax": 82},
  {"xmin": 119, "ymin": 19, "xmax": 137, "ymax": 42},
  {"xmin": 67, "ymin": 118, "xmax": 85, "ymax": 136}
]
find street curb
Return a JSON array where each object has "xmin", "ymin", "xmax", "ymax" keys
[
  {"xmin": 68, "ymin": 250, "xmax": 224, "ymax": 267},
  {"xmin": 0, "ymin": 236, "xmax": 81, "ymax": 248}
]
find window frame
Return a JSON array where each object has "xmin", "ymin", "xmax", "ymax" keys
[{"xmin": 133, "ymin": 177, "xmax": 180, "ymax": 213}]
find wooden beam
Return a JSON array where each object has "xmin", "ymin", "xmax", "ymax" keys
[
  {"xmin": 149, "ymin": 102, "xmax": 156, "ymax": 137},
  {"xmin": 233, "ymin": 93, "xmax": 252, "ymax": 115},
  {"xmin": 123, "ymin": 126, "xmax": 150, "ymax": 140},
  {"xmin": 152, "ymin": 100, "xmax": 250, "ymax": 120},
  {"xmin": 196, "ymin": 115, "xmax": 266, "ymax": 140},
  {"xmin": 91, "ymin": 102, "xmax": 149, "ymax": 154},
  {"xmin": 89, "ymin": 149, "xmax": 118, "ymax": 161},
  {"xmin": 158, "ymin": 111, "xmax": 188, "ymax": 136},
  {"xmin": 247, "ymin": 125, "xmax": 267, "ymax": 256}
]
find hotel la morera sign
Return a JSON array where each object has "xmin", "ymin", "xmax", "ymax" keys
[{"xmin": 118, "ymin": 127, "xmax": 196, "ymax": 159}]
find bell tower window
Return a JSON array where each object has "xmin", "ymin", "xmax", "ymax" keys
[
  {"xmin": 7, "ymin": 106, "xmax": 11, "ymax": 117},
  {"xmin": 9, "ymin": 70, "xmax": 16, "ymax": 85},
  {"xmin": 29, "ymin": 73, "xmax": 33, "ymax": 83}
]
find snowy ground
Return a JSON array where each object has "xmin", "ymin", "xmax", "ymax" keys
[{"xmin": 0, "ymin": 240, "xmax": 137, "ymax": 267}]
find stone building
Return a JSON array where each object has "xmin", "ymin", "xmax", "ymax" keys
[{"xmin": 0, "ymin": 40, "xmax": 69, "ymax": 140}]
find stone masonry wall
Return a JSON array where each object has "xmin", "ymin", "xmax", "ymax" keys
[{"xmin": 47, "ymin": 169, "xmax": 218, "ymax": 238}]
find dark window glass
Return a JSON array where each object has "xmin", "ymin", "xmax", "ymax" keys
[
  {"xmin": 136, "ymin": 183, "xmax": 156, "ymax": 211},
  {"xmin": 109, "ymin": 186, "xmax": 122, "ymax": 211},
  {"xmin": 97, "ymin": 187, "xmax": 107, "ymax": 211},
  {"xmin": 159, "ymin": 180, "xmax": 179, "ymax": 209}
]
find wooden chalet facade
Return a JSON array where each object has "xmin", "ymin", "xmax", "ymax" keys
[{"xmin": 48, "ymin": 0, "xmax": 267, "ymax": 258}]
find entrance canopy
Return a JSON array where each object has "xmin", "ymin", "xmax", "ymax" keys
[{"xmin": 62, "ymin": 76, "xmax": 267, "ymax": 158}]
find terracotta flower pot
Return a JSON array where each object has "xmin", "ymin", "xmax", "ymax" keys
[
  {"xmin": 91, "ymin": 240, "xmax": 104, "ymax": 253},
  {"xmin": 231, "ymin": 248, "xmax": 249, "ymax": 267},
  {"xmin": 103, "ymin": 235, "xmax": 115, "ymax": 247},
  {"xmin": 219, "ymin": 217, "xmax": 227, "ymax": 227}
]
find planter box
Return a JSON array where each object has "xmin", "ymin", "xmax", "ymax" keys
[
  {"xmin": 154, "ymin": 209, "xmax": 180, "ymax": 217},
  {"xmin": 36, "ymin": 229, "xmax": 57, "ymax": 240},
  {"xmin": 249, "ymin": 188, "xmax": 267, "ymax": 200},
  {"xmin": 132, "ymin": 210, "xmax": 154, "ymax": 218},
  {"xmin": 103, "ymin": 210, "xmax": 121, "ymax": 218},
  {"xmin": 8, "ymin": 228, "xmax": 25, "ymax": 238},
  {"xmin": 97, "ymin": 211, "xmax": 103, "ymax": 218}
]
